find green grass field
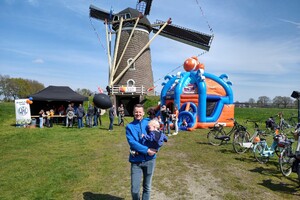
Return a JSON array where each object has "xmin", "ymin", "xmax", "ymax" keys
[{"xmin": 1, "ymin": 101, "xmax": 300, "ymax": 200}]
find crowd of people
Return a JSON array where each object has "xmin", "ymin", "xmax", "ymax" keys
[
  {"xmin": 36, "ymin": 102, "xmax": 181, "ymax": 136},
  {"xmin": 146, "ymin": 104, "xmax": 179, "ymax": 136},
  {"xmin": 37, "ymin": 103, "xmax": 103, "ymax": 129}
]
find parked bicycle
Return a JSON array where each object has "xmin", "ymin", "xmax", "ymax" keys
[
  {"xmin": 278, "ymin": 112, "xmax": 294, "ymax": 131},
  {"xmin": 292, "ymin": 124, "xmax": 300, "ymax": 185},
  {"xmin": 207, "ymin": 118, "xmax": 246, "ymax": 146},
  {"xmin": 232, "ymin": 120, "xmax": 264, "ymax": 154},
  {"xmin": 286, "ymin": 114, "xmax": 298, "ymax": 128},
  {"xmin": 278, "ymin": 136, "xmax": 295, "ymax": 176},
  {"xmin": 281, "ymin": 123, "xmax": 300, "ymax": 184},
  {"xmin": 252, "ymin": 130, "xmax": 285, "ymax": 164}
]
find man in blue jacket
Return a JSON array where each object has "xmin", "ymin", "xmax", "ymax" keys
[{"xmin": 126, "ymin": 104, "xmax": 157, "ymax": 200}]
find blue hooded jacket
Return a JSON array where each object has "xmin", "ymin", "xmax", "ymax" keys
[
  {"xmin": 142, "ymin": 130, "xmax": 168, "ymax": 150},
  {"xmin": 126, "ymin": 118, "xmax": 156, "ymax": 163}
]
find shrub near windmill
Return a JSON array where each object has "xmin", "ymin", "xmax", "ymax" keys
[{"xmin": 89, "ymin": 0, "xmax": 213, "ymax": 116}]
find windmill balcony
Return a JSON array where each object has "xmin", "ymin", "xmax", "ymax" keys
[{"xmin": 112, "ymin": 85, "xmax": 145, "ymax": 95}]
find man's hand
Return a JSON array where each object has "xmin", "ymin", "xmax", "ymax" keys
[{"xmin": 147, "ymin": 148, "xmax": 157, "ymax": 156}]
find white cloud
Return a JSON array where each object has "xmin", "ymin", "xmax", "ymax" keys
[
  {"xmin": 32, "ymin": 58, "xmax": 44, "ymax": 64},
  {"xmin": 278, "ymin": 19, "xmax": 300, "ymax": 29}
]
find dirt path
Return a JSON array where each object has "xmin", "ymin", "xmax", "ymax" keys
[{"xmin": 151, "ymin": 162, "xmax": 224, "ymax": 200}]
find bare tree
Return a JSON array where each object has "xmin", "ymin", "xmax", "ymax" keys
[
  {"xmin": 282, "ymin": 97, "xmax": 293, "ymax": 108},
  {"xmin": 257, "ymin": 96, "xmax": 271, "ymax": 107},
  {"xmin": 248, "ymin": 98, "xmax": 255, "ymax": 105},
  {"xmin": 273, "ymin": 96, "xmax": 283, "ymax": 108},
  {"xmin": 75, "ymin": 88, "xmax": 93, "ymax": 97}
]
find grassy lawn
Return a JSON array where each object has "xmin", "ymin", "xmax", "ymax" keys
[{"xmin": 1, "ymin": 102, "xmax": 300, "ymax": 199}]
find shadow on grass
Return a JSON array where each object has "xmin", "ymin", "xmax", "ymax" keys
[
  {"xmin": 196, "ymin": 141, "xmax": 212, "ymax": 146},
  {"xmin": 258, "ymin": 179, "xmax": 300, "ymax": 195},
  {"xmin": 83, "ymin": 192, "xmax": 124, "ymax": 200},
  {"xmin": 219, "ymin": 148, "xmax": 236, "ymax": 154},
  {"xmin": 249, "ymin": 160, "xmax": 282, "ymax": 177},
  {"xmin": 249, "ymin": 164, "xmax": 300, "ymax": 195},
  {"xmin": 234, "ymin": 156, "xmax": 257, "ymax": 163}
]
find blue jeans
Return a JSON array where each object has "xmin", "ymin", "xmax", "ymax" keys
[
  {"xmin": 109, "ymin": 117, "xmax": 114, "ymax": 130},
  {"xmin": 93, "ymin": 115, "xmax": 98, "ymax": 126},
  {"xmin": 39, "ymin": 117, "xmax": 43, "ymax": 128},
  {"xmin": 77, "ymin": 117, "xmax": 83, "ymax": 128},
  {"xmin": 131, "ymin": 159, "xmax": 156, "ymax": 200},
  {"xmin": 163, "ymin": 120, "xmax": 170, "ymax": 135}
]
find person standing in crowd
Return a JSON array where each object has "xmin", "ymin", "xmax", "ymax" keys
[
  {"xmin": 147, "ymin": 107, "xmax": 156, "ymax": 120},
  {"xmin": 172, "ymin": 106, "xmax": 179, "ymax": 135},
  {"xmin": 49, "ymin": 109, "xmax": 54, "ymax": 127},
  {"xmin": 108, "ymin": 105, "xmax": 115, "ymax": 131},
  {"xmin": 65, "ymin": 104, "xmax": 75, "ymax": 127},
  {"xmin": 161, "ymin": 105, "xmax": 171, "ymax": 136},
  {"xmin": 93, "ymin": 105, "xmax": 99, "ymax": 127},
  {"xmin": 126, "ymin": 104, "xmax": 157, "ymax": 200},
  {"xmin": 118, "ymin": 104, "xmax": 125, "ymax": 126},
  {"xmin": 45, "ymin": 110, "xmax": 51, "ymax": 127},
  {"xmin": 118, "ymin": 104, "xmax": 124, "ymax": 125},
  {"xmin": 76, "ymin": 104, "xmax": 85, "ymax": 128},
  {"xmin": 38, "ymin": 109, "xmax": 45, "ymax": 128},
  {"xmin": 98, "ymin": 107, "xmax": 102, "ymax": 126},
  {"xmin": 87, "ymin": 104, "xmax": 94, "ymax": 128},
  {"xmin": 57, "ymin": 104, "xmax": 65, "ymax": 115}
]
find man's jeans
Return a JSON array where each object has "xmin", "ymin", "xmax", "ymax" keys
[
  {"xmin": 39, "ymin": 117, "xmax": 43, "ymax": 128},
  {"xmin": 163, "ymin": 120, "xmax": 170, "ymax": 135},
  {"xmin": 77, "ymin": 117, "xmax": 83, "ymax": 128},
  {"xmin": 131, "ymin": 159, "xmax": 156, "ymax": 200},
  {"xmin": 109, "ymin": 117, "xmax": 114, "ymax": 130}
]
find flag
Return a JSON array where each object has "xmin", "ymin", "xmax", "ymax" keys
[
  {"xmin": 98, "ymin": 86, "xmax": 104, "ymax": 93},
  {"xmin": 147, "ymin": 86, "xmax": 155, "ymax": 92}
]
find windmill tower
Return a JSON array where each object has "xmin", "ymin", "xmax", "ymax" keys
[{"xmin": 89, "ymin": 0, "xmax": 213, "ymax": 115}]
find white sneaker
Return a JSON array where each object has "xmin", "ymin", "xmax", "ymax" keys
[
  {"xmin": 167, "ymin": 134, "xmax": 172, "ymax": 137},
  {"xmin": 172, "ymin": 132, "xmax": 178, "ymax": 135}
]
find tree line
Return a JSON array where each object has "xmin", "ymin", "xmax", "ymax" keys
[
  {"xmin": 1, "ymin": 74, "xmax": 297, "ymax": 109},
  {"xmin": 0, "ymin": 75, "xmax": 45, "ymax": 101},
  {"xmin": 235, "ymin": 96, "xmax": 298, "ymax": 108},
  {"xmin": 0, "ymin": 75, "xmax": 93, "ymax": 101}
]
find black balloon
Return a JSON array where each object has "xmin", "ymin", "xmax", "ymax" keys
[{"xmin": 93, "ymin": 94, "xmax": 112, "ymax": 109}]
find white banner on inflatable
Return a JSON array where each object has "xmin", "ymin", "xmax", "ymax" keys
[{"xmin": 15, "ymin": 99, "xmax": 31, "ymax": 125}]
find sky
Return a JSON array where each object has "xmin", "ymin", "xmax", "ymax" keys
[{"xmin": 0, "ymin": 0, "xmax": 300, "ymax": 102}]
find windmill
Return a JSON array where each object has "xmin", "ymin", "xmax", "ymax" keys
[{"xmin": 89, "ymin": 0, "xmax": 213, "ymax": 115}]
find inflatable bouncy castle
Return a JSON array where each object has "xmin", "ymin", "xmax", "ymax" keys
[{"xmin": 160, "ymin": 57, "xmax": 234, "ymax": 131}]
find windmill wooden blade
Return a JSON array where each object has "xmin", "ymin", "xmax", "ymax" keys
[
  {"xmin": 152, "ymin": 22, "xmax": 213, "ymax": 51},
  {"xmin": 89, "ymin": 5, "xmax": 114, "ymax": 21},
  {"xmin": 137, "ymin": 0, "xmax": 153, "ymax": 16}
]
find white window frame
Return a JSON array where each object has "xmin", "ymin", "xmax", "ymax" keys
[
  {"xmin": 127, "ymin": 79, "xmax": 135, "ymax": 87},
  {"xmin": 127, "ymin": 58, "xmax": 136, "ymax": 70}
]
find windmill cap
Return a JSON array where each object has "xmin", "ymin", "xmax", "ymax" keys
[{"xmin": 114, "ymin": 7, "xmax": 152, "ymax": 32}]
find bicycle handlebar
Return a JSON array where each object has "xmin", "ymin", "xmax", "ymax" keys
[{"xmin": 245, "ymin": 120, "xmax": 259, "ymax": 129}]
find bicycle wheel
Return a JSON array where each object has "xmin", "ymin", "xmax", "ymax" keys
[
  {"xmin": 207, "ymin": 130, "xmax": 223, "ymax": 146},
  {"xmin": 289, "ymin": 118, "xmax": 297, "ymax": 127},
  {"xmin": 297, "ymin": 163, "xmax": 300, "ymax": 185},
  {"xmin": 232, "ymin": 131, "xmax": 250, "ymax": 154},
  {"xmin": 279, "ymin": 149, "xmax": 293, "ymax": 177},
  {"xmin": 253, "ymin": 143, "xmax": 269, "ymax": 164},
  {"xmin": 274, "ymin": 146, "xmax": 284, "ymax": 157}
]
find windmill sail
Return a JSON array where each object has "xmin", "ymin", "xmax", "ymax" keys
[
  {"xmin": 152, "ymin": 22, "xmax": 213, "ymax": 51},
  {"xmin": 90, "ymin": 5, "xmax": 114, "ymax": 21}
]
